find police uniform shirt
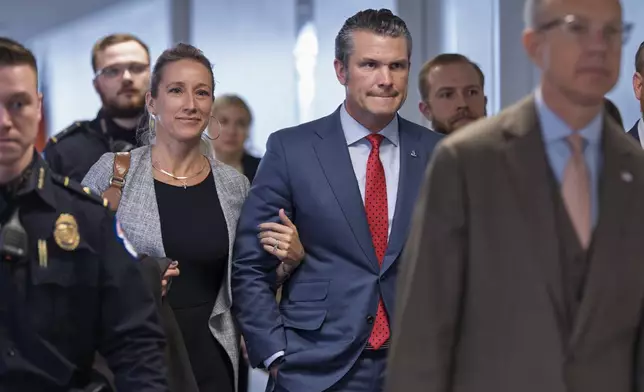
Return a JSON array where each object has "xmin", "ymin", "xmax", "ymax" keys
[
  {"xmin": 42, "ymin": 110, "xmax": 142, "ymax": 183},
  {"xmin": 0, "ymin": 152, "xmax": 168, "ymax": 391}
]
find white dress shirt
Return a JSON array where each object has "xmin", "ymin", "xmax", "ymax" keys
[
  {"xmin": 637, "ymin": 118, "xmax": 644, "ymax": 149},
  {"xmin": 263, "ymin": 104, "xmax": 401, "ymax": 369},
  {"xmin": 340, "ymin": 103, "xmax": 400, "ymax": 235}
]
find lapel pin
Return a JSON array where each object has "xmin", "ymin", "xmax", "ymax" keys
[
  {"xmin": 410, "ymin": 150, "xmax": 417, "ymax": 158},
  {"xmin": 621, "ymin": 171, "xmax": 633, "ymax": 183}
]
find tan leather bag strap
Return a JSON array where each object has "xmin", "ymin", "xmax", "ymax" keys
[{"xmin": 102, "ymin": 152, "xmax": 131, "ymax": 211}]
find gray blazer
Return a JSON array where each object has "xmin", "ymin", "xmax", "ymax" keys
[{"xmin": 82, "ymin": 145, "xmax": 249, "ymax": 390}]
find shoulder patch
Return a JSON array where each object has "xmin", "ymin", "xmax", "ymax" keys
[
  {"xmin": 51, "ymin": 173, "xmax": 107, "ymax": 207},
  {"xmin": 115, "ymin": 218, "xmax": 138, "ymax": 258},
  {"xmin": 48, "ymin": 121, "xmax": 91, "ymax": 145}
]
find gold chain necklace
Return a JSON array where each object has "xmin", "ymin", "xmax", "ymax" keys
[{"xmin": 152, "ymin": 157, "xmax": 207, "ymax": 189}]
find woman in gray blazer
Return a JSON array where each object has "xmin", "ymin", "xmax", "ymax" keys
[{"xmin": 82, "ymin": 44, "xmax": 303, "ymax": 392}]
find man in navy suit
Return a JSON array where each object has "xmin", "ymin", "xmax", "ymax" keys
[
  {"xmin": 231, "ymin": 8, "xmax": 441, "ymax": 392},
  {"xmin": 627, "ymin": 41, "xmax": 643, "ymax": 144}
]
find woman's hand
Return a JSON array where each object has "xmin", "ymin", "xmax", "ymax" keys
[
  {"xmin": 258, "ymin": 209, "xmax": 305, "ymax": 267},
  {"xmin": 162, "ymin": 261, "xmax": 180, "ymax": 297},
  {"xmin": 240, "ymin": 336, "xmax": 249, "ymax": 364}
]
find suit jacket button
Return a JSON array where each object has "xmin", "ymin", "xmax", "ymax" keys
[{"xmin": 366, "ymin": 315, "xmax": 374, "ymax": 324}]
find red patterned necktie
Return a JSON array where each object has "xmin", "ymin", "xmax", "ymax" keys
[{"xmin": 364, "ymin": 134, "xmax": 390, "ymax": 349}]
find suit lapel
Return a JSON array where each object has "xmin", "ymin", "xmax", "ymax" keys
[
  {"xmin": 313, "ymin": 110, "xmax": 380, "ymax": 271},
  {"xmin": 381, "ymin": 122, "xmax": 425, "ymax": 274},
  {"xmin": 569, "ymin": 121, "xmax": 635, "ymax": 349},
  {"xmin": 502, "ymin": 97, "xmax": 567, "ymax": 327}
]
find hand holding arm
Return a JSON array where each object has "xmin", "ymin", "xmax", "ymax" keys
[
  {"xmin": 259, "ymin": 208, "xmax": 305, "ymax": 267},
  {"xmin": 258, "ymin": 209, "xmax": 305, "ymax": 285}
]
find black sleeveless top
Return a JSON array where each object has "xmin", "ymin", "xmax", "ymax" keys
[{"xmin": 154, "ymin": 171, "xmax": 233, "ymax": 392}]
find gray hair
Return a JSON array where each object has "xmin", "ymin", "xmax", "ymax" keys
[
  {"xmin": 523, "ymin": 0, "xmax": 547, "ymax": 29},
  {"xmin": 335, "ymin": 8, "xmax": 412, "ymax": 68}
]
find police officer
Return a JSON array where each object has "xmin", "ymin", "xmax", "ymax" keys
[
  {"xmin": 0, "ymin": 37, "xmax": 168, "ymax": 391},
  {"xmin": 43, "ymin": 33, "xmax": 150, "ymax": 182}
]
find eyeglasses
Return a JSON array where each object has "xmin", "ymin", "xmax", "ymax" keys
[
  {"xmin": 95, "ymin": 62, "xmax": 150, "ymax": 79},
  {"xmin": 536, "ymin": 14, "xmax": 634, "ymax": 47}
]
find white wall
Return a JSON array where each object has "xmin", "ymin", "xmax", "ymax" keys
[
  {"xmin": 397, "ymin": 0, "xmax": 447, "ymax": 125},
  {"xmin": 25, "ymin": 0, "xmax": 641, "ymax": 146},
  {"xmin": 397, "ymin": 0, "xmax": 503, "ymax": 123},
  {"xmin": 494, "ymin": 0, "xmax": 541, "ymax": 111},
  {"xmin": 446, "ymin": 0, "xmax": 498, "ymax": 110},
  {"xmin": 27, "ymin": 0, "xmax": 170, "ymax": 136},
  {"xmin": 191, "ymin": 0, "xmax": 297, "ymax": 156},
  {"xmin": 400, "ymin": 0, "xmax": 641, "ymax": 126},
  {"xmin": 192, "ymin": 0, "xmax": 394, "ymax": 155}
]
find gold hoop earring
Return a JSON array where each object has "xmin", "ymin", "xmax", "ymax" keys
[{"xmin": 204, "ymin": 116, "xmax": 221, "ymax": 140}]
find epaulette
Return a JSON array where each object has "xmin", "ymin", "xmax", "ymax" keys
[
  {"xmin": 50, "ymin": 173, "xmax": 110, "ymax": 208},
  {"xmin": 47, "ymin": 121, "xmax": 91, "ymax": 144}
]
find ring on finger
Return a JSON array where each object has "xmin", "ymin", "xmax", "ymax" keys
[{"xmin": 273, "ymin": 239, "xmax": 280, "ymax": 252}]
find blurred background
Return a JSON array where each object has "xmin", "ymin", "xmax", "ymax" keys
[
  {"xmin": 1, "ymin": 0, "xmax": 642, "ymax": 155},
  {"xmin": 1, "ymin": 1, "xmax": 642, "ymax": 389}
]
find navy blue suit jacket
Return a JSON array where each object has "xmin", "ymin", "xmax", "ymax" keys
[
  {"xmin": 628, "ymin": 121, "xmax": 640, "ymax": 143},
  {"xmin": 231, "ymin": 107, "xmax": 441, "ymax": 391}
]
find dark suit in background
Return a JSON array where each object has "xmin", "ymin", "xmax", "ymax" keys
[
  {"xmin": 241, "ymin": 153, "xmax": 261, "ymax": 183},
  {"xmin": 628, "ymin": 120, "xmax": 641, "ymax": 143}
]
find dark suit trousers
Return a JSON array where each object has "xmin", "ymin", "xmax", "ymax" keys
[{"xmin": 267, "ymin": 350, "xmax": 387, "ymax": 392}]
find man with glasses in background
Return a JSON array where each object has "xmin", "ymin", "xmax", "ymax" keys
[
  {"xmin": 385, "ymin": 1, "xmax": 644, "ymax": 392},
  {"xmin": 43, "ymin": 34, "xmax": 150, "ymax": 181}
]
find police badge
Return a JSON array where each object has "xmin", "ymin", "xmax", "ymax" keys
[{"xmin": 54, "ymin": 213, "xmax": 80, "ymax": 251}]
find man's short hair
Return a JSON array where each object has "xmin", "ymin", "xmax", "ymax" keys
[
  {"xmin": 635, "ymin": 41, "xmax": 644, "ymax": 74},
  {"xmin": 91, "ymin": 33, "xmax": 150, "ymax": 72},
  {"xmin": 335, "ymin": 9, "xmax": 412, "ymax": 68},
  {"xmin": 418, "ymin": 53, "xmax": 485, "ymax": 102},
  {"xmin": 0, "ymin": 37, "xmax": 38, "ymax": 83}
]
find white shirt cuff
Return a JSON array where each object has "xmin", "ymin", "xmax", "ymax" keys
[{"xmin": 263, "ymin": 351, "xmax": 285, "ymax": 369}]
